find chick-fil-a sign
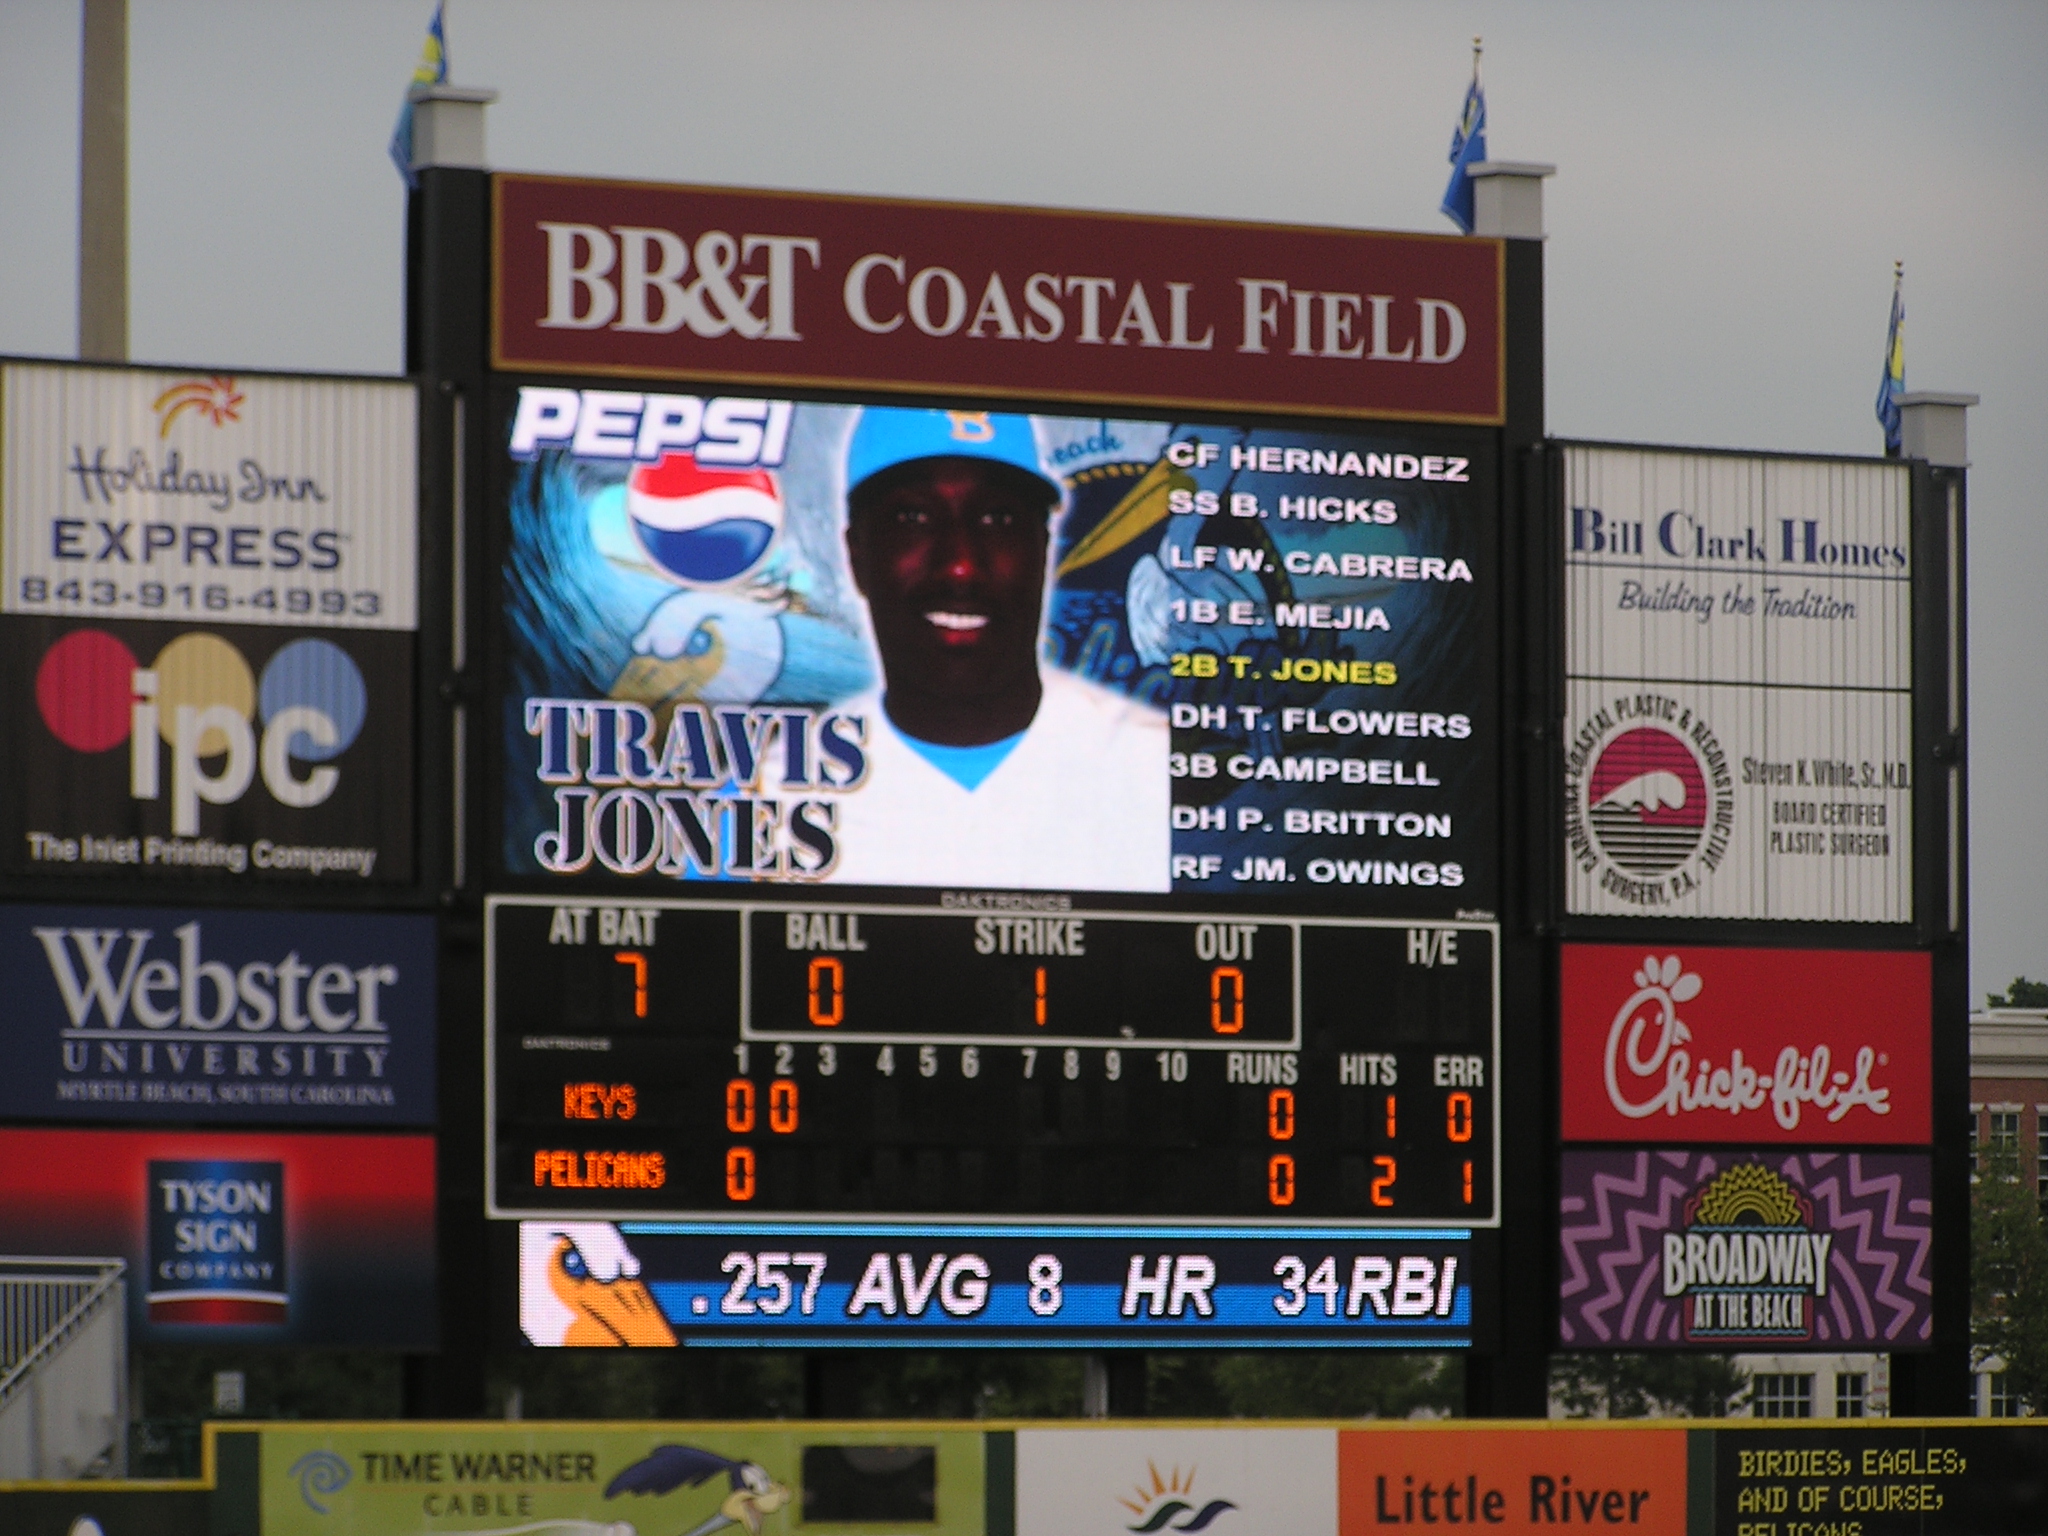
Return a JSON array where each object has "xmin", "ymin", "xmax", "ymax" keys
[{"xmin": 1560, "ymin": 945, "xmax": 1929, "ymax": 1145}]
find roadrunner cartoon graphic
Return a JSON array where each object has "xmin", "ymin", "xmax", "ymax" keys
[
  {"xmin": 519, "ymin": 1222, "xmax": 677, "ymax": 1347},
  {"xmin": 605, "ymin": 1444, "xmax": 795, "ymax": 1536}
]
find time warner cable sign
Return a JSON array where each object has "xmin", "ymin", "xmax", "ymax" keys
[
  {"xmin": 0, "ymin": 361, "xmax": 418, "ymax": 884},
  {"xmin": 1561, "ymin": 446, "xmax": 1912, "ymax": 922},
  {"xmin": 0, "ymin": 904, "xmax": 435, "ymax": 1126}
]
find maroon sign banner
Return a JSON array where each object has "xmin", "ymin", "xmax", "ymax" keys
[{"xmin": 493, "ymin": 175, "xmax": 1504, "ymax": 424}]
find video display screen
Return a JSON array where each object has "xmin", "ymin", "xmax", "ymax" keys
[{"xmin": 494, "ymin": 386, "xmax": 1496, "ymax": 913}]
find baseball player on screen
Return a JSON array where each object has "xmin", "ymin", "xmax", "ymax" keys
[{"xmin": 826, "ymin": 407, "xmax": 1169, "ymax": 891}]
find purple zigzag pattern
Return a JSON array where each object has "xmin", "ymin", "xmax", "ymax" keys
[
  {"xmin": 1615, "ymin": 1168, "xmax": 1702, "ymax": 1342},
  {"xmin": 1844, "ymin": 1154, "xmax": 1935, "ymax": 1341},
  {"xmin": 1559, "ymin": 1150, "xmax": 1932, "ymax": 1348},
  {"xmin": 1789, "ymin": 1153, "xmax": 1932, "ymax": 1344},
  {"xmin": 1790, "ymin": 1160, "xmax": 1880, "ymax": 1343},
  {"xmin": 1558, "ymin": 1151, "xmax": 1695, "ymax": 1344}
]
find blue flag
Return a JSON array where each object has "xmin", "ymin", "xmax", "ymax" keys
[
  {"xmin": 1875, "ymin": 265, "xmax": 1905, "ymax": 456},
  {"xmin": 388, "ymin": 3, "xmax": 449, "ymax": 189},
  {"xmin": 1440, "ymin": 44, "xmax": 1487, "ymax": 235}
]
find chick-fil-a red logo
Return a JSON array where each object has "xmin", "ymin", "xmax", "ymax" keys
[{"xmin": 1561, "ymin": 944, "xmax": 1930, "ymax": 1145}]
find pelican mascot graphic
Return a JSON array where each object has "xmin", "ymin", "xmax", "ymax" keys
[
  {"xmin": 604, "ymin": 1445, "xmax": 795, "ymax": 1536},
  {"xmin": 519, "ymin": 1222, "xmax": 676, "ymax": 1347}
]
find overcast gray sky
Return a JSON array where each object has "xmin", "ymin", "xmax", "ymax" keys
[{"xmin": 3, "ymin": 0, "xmax": 2043, "ymax": 999}]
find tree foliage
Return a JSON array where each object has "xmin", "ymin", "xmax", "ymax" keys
[
  {"xmin": 1985, "ymin": 976, "xmax": 2048, "ymax": 1008},
  {"xmin": 1147, "ymin": 1351, "xmax": 1460, "ymax": 1418},
  {"xmin": 1971, "ymin": 1139, "xmax": 2048, "ymax": 1413},
  {"xmin": 1548, "ymin": 1353, "xmax": 1748, "ymax": 1419}
]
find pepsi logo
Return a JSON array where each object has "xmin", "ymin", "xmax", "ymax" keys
[{"xmin": 627, "ymin": 452, "xmax": 782, "ymax": 587}]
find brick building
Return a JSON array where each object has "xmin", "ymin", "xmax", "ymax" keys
[{"xmin": 1971, "ymin": 1005, "xmax": 2048, "ymax": 1415}]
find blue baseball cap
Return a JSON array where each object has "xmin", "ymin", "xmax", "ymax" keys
[{"xmin": 844, "ymin": 407, "xmax": 1060, "ymax": 506}]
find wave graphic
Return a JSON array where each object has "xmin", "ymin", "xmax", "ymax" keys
[
  {"xmin": 1128, "ymin": 1499, "xmax": 1237, "ymax": 1534},
  {"xmin": 1178, "ymin": 1501, "xmax": 1238, "ymax": 1532}
]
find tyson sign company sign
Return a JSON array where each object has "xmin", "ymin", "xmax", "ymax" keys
[
  {"xmin": 1560, "ymin": 944, "xmax": 1930, "ymax": 1145},
  {"xmin": 493, "ymin": 175, "xmax": 1504, "ymax": 423}
]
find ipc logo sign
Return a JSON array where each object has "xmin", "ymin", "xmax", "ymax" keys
[{"xmin": 34, "ymin": 628, "xmax": 366, "ymax": 835}]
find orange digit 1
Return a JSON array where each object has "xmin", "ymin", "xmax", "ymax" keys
[
  {"xmin": 807, "ymin": 956, "xmax": 844, "ymax": 1027},
  {"xmin": 613, "ymin": 950, "xmax": 648, "ymax": 1017},
  {"xmin": 1267, "ymin": 1088, "xmax": 1295, "ymax": 1141},
  {"xmin": 768, "ymin": 1079, "xmax": 799, "ymax": 1134},
  {"xmin": 725, "ymin": 1146, "xmax": 756, "ymax": 1201},
  {"xmin": 1462, "ymin": 1160, "xmax": 1474, "ymax": 1205},
  {"xmin": 1035, "ymin": 966, "xmax": 1047, "ymax": 1026},
  {"xmin": 1385, "ymin": 1094, "xmax": 1398, "ymax": 1138},
  {"xmin": 1447, "ymin": 1091, "xmax": 1473, "ymax": 1143},
  {"xmin": 725, "ymin": 1077, "xmax": 756, "ymax": 1133},
  {"xmin": 1371, "ymin": 1155, "xmax": 1397, "ymax": 1208},
  {"xmin": 1267, "ymin": 1153, "xmax": 1296, "ymax": 1206},
  {"xmin": 1210, "ymin": 965, "xmax": 1244, "ymax": 1034}
]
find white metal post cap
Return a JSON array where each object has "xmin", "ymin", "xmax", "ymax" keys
[
  {"xmin": 1465, "ymin": 163, "xmax": 1555, "ymax": 240},
  {"xmin": 408, "ymin": 84, "xmax": 500, "ymax": 106},
  {"xmin": 1898, "ymin": 392, "xmax": 1978, "ymax": 469},
  {"xmin": 1465, "ymin": 161, "xmax": 1557, "ymax": 180},
  {"xmin": 408, "ymin": 85, "xmax": 500, "ymax": 173}
]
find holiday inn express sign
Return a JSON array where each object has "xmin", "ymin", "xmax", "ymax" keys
[{"xmin": 492, "ymin": 175, "xmax": 1505, "ymax": 422}]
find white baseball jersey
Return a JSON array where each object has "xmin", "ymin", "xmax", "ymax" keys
[{"xmin": 826, "ymin": 667, "xmax": 1170, "ymax": 892}]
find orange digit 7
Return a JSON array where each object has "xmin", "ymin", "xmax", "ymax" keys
[{"xmin": 613, "ymin": 950, "xmax": 647, "ymax": 1017}]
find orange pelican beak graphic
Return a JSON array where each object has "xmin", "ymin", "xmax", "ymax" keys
[{"xmin": 550, "ymin": 1235, "xmax": 677, "ymax": 1346}]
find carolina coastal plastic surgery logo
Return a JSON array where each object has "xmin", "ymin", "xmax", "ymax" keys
[
  {"xmin": 33, "ymin": 628, "xmax": 366, "ymax": 835},
  {"xmin": 1564, "ymin": 695, "xmax": 1733, "ymax": 907}
]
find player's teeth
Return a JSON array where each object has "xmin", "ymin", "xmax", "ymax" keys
[{"xmin": 926, "ymin": 612, "xmax": 988, "ymax": 630}]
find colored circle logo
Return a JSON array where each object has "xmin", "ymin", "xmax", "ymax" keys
[
  {"xmin": 32, "ymin": 628, "xmax": 366, "ymax": 761},
  {"xmin": 152, "ymin": 632, "xmax": 256, "ymax": 754},
  {"xmin": 34, "ymin": 629, "xmax": 138, "ymax": 752},
  {"xmin": 627, "ymin": 452, "xmax": 782, "ymax": 586},
  {"xmin": 260, "ymin": 638, "xmax": 366, "ymax": 761},
  {"xmin": 1585, "ymin": 725, "xmax": 1710, "ymax": 875}
]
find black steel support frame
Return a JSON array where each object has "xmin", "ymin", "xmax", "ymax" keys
[{"xmin": 405, "ymin": 163, "xmax": 493, "ymax": 1416}]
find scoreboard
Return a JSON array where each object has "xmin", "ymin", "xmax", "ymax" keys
[
  {"xmin": 488, "ymin": 381, "xmax": 1502, "ymax": 1344},
  {"xmin": 490, "ymin": 895, "xmax": 1496, "ymax": 1346},
  {"xmin": 490, "ymin": 896, "xmax": 1496, "ymax": 1223}
]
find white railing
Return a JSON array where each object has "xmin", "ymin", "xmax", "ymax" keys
[{"xmin": 0, "ymin": 1257, "xmax": 128, "ymax": 1480}]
